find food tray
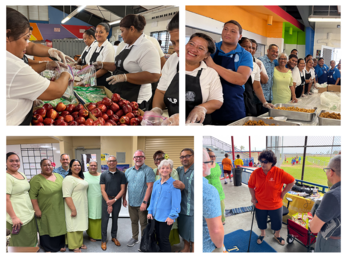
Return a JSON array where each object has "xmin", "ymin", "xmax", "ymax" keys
[
  {"xmin": 228, "ymin": 117, "xmax": 300, "ymax": 126},
  {"xmin": 318, "ymin": 110, "xmax": 341, "ymax": 126},
  {"xmin": 269, "ymin": 104, "xmax": 317, "ymax": 121}
]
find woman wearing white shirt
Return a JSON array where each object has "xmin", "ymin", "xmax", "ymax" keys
[
  {"xmin": 304, "ymin": 58, "xmax": 315, "ymax": 95},
  {"xmin": 292, "ymin": 58, "xmax": 306, "ymax": 99},
  {"xmin": 76, "ymin": 28, "xmax": 96, "ymax": 66},
  {"xmin": 151, "ymin": 12, "xmax": 179, "ymax": 125},
  {"xmin": 85, "ymin": 23, "xmax": 115, "ymax": 88},
  {"xmin": 93, "ymin": 15, "xmax": 161, "ymax": 106},
  {"xmin": 185, "ymin": 33, "xmax": 223, "ymax": 125},
  {"xmin": 6, "ymin": 8, "xmax": 72, "ymax": 126}
]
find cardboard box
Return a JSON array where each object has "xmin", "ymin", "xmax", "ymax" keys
[{"xmin": 317, "ymin": 84, "xmax": 341, "ymax": 93}]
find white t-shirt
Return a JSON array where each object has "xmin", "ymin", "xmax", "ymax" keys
[
  {"xmin": 115, "ymin": 34, "xmax": 161, "ymax": 103},
  {"xmin": 85, "ymin": 39, "xmax": 115, "ymax": 64},
  {"xmin": 157, "ymin": 53, "xmax": 179, "ymax": 91},
  {"xmin": 80, "ymin": 41, "xmax": 96, "ymax": 58},
  {"xmin": 292, "ymin": 67, "xmax": 306, "ymax": 87},
  {"xmin": 6, "ymin": 51, "xmax": 50, "ymax": 126},
  {"xmin": 254, "ymin": 58, "xmax": 268, "ymax": 77},
  {"xmin": 185, "ymin": 61, "xmax": 223, "ymax": 104},
  {"xmin": 116, "ymin": 34, "xmax": 164, "ymax": 58},
  {"xmin": 304, "ymin": 68, "xmax": 315, "ymax": 80},
  {"xmin": 250, "ymin": 62, "xmax": 261, "ymax": 83}
]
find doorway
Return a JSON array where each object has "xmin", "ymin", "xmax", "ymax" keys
[{"xmin": 75, "ymin": 148, "xmax": 101, "ymax": 172}]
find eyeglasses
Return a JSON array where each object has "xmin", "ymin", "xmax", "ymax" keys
[
  {"xmin": 209, "ymin": 155, "xmax": 216, "ymax": 158},
  {"xmin": 180, "ymin": 155, "xmax": 193, "ymax": 160},
  {"xmin": 134, "ymin": 156, "xmax": 145, "ymax": 159},
  {"xmin": 154, "ymin": 157, "xmax": 165, "ymax": 162},
  {"xmin": 323, "ymin": 168, "xmax": 334, "ymax": 173},
  {"xmin": 259, "ymin": 160, "xmax": 269, "ymax": 164},
  {"xmin": 203, "ymin": 161, "xmax": 214, "ymax": 165},
  {"xmin": 108, "ymin": 160, "xmax": 117, "ymax": 163}
]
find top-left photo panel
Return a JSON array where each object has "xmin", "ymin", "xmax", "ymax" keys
[{"xmin": 6, "ymin": 5, "xmax": 179, "ymax": 126}]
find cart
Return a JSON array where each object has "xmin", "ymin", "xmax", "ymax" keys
[{"xmin": 286, "ymin": 219, "xmax": 317, "ymax": 252}]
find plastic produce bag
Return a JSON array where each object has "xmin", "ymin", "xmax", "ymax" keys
[
  {"xmin": 73, "ymin": 86, "xmax": 107, "ymax": 103},
  {"xmin": 56, "ymin": 65, "xmax": 75, "ymax": 102},
  {"xmin": 75, "ymin": 65, "xmax": 97, "ymax": 87},
  {"xmin": 320, "ymin": 92, "xmax": 341, "ymax": 111},
  {"xmin": 41, "ymin": 69, "xmax": 59, "ymax": 81},
  {"xmin": 141, "ymin": 111, "xmax": 167, "ymax": 126},
  {"xmin": 315, "ymin": 82, "xmax": 327, "ymax": 88}
]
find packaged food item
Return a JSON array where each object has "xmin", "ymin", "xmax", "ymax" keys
[{"xmin": 75, "ymin": 65, "xmax": 97, "ymax": 87}]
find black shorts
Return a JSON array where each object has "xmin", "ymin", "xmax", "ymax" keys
[
  {"xmin": 223, "ymin": 170, "xmax": 232, "ymax": 174},
  {"xmin": 255, "ymin": 206, "xmax": 283, "ymax": 231}
]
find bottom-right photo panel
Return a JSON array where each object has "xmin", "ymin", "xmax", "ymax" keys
[{"xmin": 203, "ymin": 135, "xmax": 341, "ymax": 253}]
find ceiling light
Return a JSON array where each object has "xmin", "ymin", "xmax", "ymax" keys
[
  {"xmin": 308, "ymin": 16, "xmax": 341, "ymax": 22},
  {"xmin": 61, "ymin": 5, "xmax": 87, "ymax": 24},
  {"xmin": 109, "ymin": 20, "xmax": 121, "ymax": 25}
]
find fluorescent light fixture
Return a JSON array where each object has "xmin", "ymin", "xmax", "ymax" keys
[
  {"xmin": 61, "ymin": 5, "xmax": 87, "ymax": 24},
  {"xmin": 308, "ymin": 16, "xmax": 341, "ymax": 22},
  {"xmin": 109, "ymin": 20, "xmax": 121, "ymax": 25}
]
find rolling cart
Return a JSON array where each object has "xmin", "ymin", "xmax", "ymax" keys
[{"xmin": 286, "ymin": 219, "xmax": 317, "ymax": 252}]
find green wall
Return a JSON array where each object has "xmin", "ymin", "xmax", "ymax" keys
[{"xmin": 283, "ymin": 22, "xmax": 305, "ymax": 45}]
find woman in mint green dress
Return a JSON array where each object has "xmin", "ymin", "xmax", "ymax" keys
[
  {"xmin": 29, "ymin": 159, "xmax": 67, "ymax": 252},
  {"xmin": 84, "ymin": 160, "xmax": 102, "ymax": 241},
  {"xmin": 6, "ymin": 152, "xmax": 38, "ymax": 247},
  {"xmin": 63, "ymin": 159, "xmax": 89, "ymax": 252},
  {"xmin": 205, "ymin": 150, "xmax": 226, "ymax": 224}
]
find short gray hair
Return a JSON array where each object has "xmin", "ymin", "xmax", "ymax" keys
[
  {"xmin": 329, "ymin": 156, "xmax": 341, "ymax": 177},
  {"xmin": 133, "ymin": 149, "xmax": 145, "ymax": 157},
  {"xmin": 158, "ymin": 159, "xmax": 173, "ymax": 170},
  {"xmin": 89, "ymin": 159, "xmax": 98, "ymax": 165},
  {"xmin": 107, "ymin": 155, "xmax": 117, "ymax": 161},
  {"xmin": 278, "ymin": 52, "xmax": 288, "ymax": 60},
  {"xmin": 60, "ymin": 153, "xmax": 70, "ymax": 160}
]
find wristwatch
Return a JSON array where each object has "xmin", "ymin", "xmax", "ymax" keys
[
  {"xmin": 142, "ymin": 201, "xmax": 147, "ymax": 204},
  {"xmin": 114, "ymin": 198, "xmax": 117, "ymax": 202}
]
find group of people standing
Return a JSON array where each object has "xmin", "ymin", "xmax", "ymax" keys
[
  {"xmin": 185, "ymin": 19, "xmax": 341, "ymax": 125},
  {"xmin": 6, "ymin": 147, "xmax": 195, "ymax": 253}
]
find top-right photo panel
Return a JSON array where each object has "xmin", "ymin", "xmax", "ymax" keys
[{"xmin": 185, "ymin": 6, "xmax": 341, "ymax": 126}]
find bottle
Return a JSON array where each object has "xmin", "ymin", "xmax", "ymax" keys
[{"xmin": 313, "ymin": 187, "xmax": 317, "ymax": 195}]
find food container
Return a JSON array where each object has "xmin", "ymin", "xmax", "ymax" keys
[
  {"xmin": 261, "ymin": 116, "xmax": 288, "ymax": 121},
  {"xmin": 318, "ymin": 110, "xmax": 341, "ymax": 126},
  {"xmin": 269, "ymin": 104, "xmax": 317, "ymax": 121},
  {"xmin": 228, "ymin": 117, "xmax": 300, "ymax": 126}
]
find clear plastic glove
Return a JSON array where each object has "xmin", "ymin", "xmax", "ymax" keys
[
  {"xmin": 151, "ymin": 107, "xmax": 163, "ymax": 115},
  {"xmin": 263, "ymin": 102, "xmax": 275, "ymax": 109},
  {"xmin": 33, "ymin": 99, "xmax": 44, "ymax": 108},
  {"xmin": 301, "ymin": 94, "xmax": 306, "ymax": 98},
  {"xmin": 74, "ymin": 65, "xmax": 83, "ymax": 70},
  {"xmin": 60, "ymin": 66, "xmax": 74, "ymax": 81},
  {"xmin": 291, "ymin": 97, "xmax": 298, "ymax": 103},
  {"xmin": 106, "ymin": 74, "xmax": 127, "ymax": 85},
  {"xmin": 93, "ymin": 61, "xmax": 103, "ymax": 70},
  {"xmin": 45, "ymin": 61, "xmax": 67, "ymax": 70},
  {"xmin": 186, "ymin": 106, "xmax": 207, "ymax": 124},
  {"xmin": 48, "ymin": 48, "xmax": 75, "ymax": 64},
  {"xmin": 162, "ymin": 113, "xmax": 179, "ymax": 126}
]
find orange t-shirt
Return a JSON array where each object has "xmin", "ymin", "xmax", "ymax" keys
[
  {"xmin": 222, "ymin": 158, "xmax": 232, "ymax": 171},
  {"xmin": 248, "ymin": 166, "xmax": 295, "ymax": 210}
]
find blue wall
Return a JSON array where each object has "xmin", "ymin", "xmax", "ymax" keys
[
  {"xmin": 305, "ymin": 27, "xmax": 315, "ymax": 56},
  {"xmin": 48, "ymin": 6, "xmax": 91, "ymax": 26}
]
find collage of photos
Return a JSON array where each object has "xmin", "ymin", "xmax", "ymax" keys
[{"xmin": 4, "ymin": 3, "xmax": 342, "ymax": 255}]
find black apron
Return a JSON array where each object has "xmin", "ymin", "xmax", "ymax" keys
[
  {"xmin": 80, "ymin": 45, "xmax": 92, "ymax": 66},
  {"xmin": 186, "ymin": 68, "xmax": 212, "ymax": 125},
  {"xmin": 243, "ymin": 62, "xmax": 257, "ymax": 116},
  {"xmin": 163, "ymin": 62, "xmax": 179, "ymax": 116},
  {"xmin": 295, "ymin": 71, "xmax": 305, "ymax": 98},
  {"xmin": 89, "ymin": 46, "xmax": 112, "ymax": 87},
  {"xmin": 111, "ymin": 45, "xmax": 142, "ymax": 103},
  {"xmin": 304, "ymin": 71, "xmax": 312, "ymax": 94},
  {"xmin": 20, "ymin": 104, "xmax": 33, "ymax": 126},
  {"xmin": 22, "ymin": 55, "xmax": 29, "ymax": 64}
]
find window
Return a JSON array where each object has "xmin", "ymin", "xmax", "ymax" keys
[{"xmin": 150, "ymin": 31, "xmax": 170, "ymax": 54}]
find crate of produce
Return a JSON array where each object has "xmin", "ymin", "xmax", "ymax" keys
[{"xmin": 269, "ymin": 104, "xmax": 317, "ymax": 121}]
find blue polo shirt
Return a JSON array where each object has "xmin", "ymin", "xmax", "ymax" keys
[
  {"xmin": 315, "ymin": 64, "xmax": 329, "ymax": 79},
  {"xmin": 211, "ymin": 42, "xmax": 253, "ymax": 90},
  {"xmin": 328, "ymin": 67, "xmax": 341, "ymax": 82},
  {"xmin": 125, "ymin": 164, "xmax": 156, "ymax": 207},
  {"xmin": 203, "ymin": 177, "xmax": 221, "ymax": 252},
  {"xmin": 147, "ymin": 177, "xmax": 181, "ymax": 223},
  {"xmin": 53, "ymin": 166, "xmax": 69, "ymax": 178},
  {"xmin": 258, "ymin": 55, "xmax": 276, "ymax": 101}
]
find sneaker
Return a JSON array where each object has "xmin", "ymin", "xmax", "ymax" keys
[
  {"xmin": 224, "ymin": 181, "xmax": 228, "ymax": 184},
  {"xmin": 230, "ymin": 178, "xmax": 233, "ymax": 182},
  {"xmin": 127, "ymin": 238, "xmax": 139, "ymax": 247}
]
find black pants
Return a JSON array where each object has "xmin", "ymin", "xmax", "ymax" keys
[
  {"xmin": 155, "ymin": 220, "xmax": 172, "ymax": 252},
  {"xmin": 101, "ymin": 199, "xmax": 122, "ymax": 242},
  {"xmin": 295, "ymin": 85, "xmax": 304, "ymax": 98},
  {"xmin": 255, "ymin": 206, "xmax": 283, "ymax": 231}
]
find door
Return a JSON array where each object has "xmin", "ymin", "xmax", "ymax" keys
[{"xmin": 75, "ymin": 148, "xmax": 101, "ymax": 172}]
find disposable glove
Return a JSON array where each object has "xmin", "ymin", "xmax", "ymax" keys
[
  {"xmin": 106, "ymin": 74, "xmax": 127, "ymax": 85},
  {"xmin": 151, "ymin": 107, "xmax": 163, "ymax": 115},
  {"xmin": 48, "ymin": 48, "xmax": 75, "ymax": 64},
  {"xmin": 186, "ymin": 106, "xmax": 207, "ymax": 124},
  {"xmin": 263, "ymin": 102, "xmax": 275, "ymax": 109},
  {"xmin": 161, "ymin": 113, "xmax": 179, "ymax": 126},
  {"xmin": 45, "ymin": 61, "xmax": 67, "ymax": 70},
  {"xmin": 92, "ymin": 61, "xmax": 103, "ymax": 70}
]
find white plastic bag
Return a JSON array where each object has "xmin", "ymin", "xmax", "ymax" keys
[{"xmin": 320, "ymin": 92, "xmax": 341, "ymax": 111}]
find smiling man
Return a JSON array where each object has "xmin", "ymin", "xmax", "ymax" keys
[
  {"xmin": 53, "ymin": 154, "xmax": 70, "ymax": 178},
  {"xmin": 123, "ymin": 150, "xmax": 155, "ymax": 248}
]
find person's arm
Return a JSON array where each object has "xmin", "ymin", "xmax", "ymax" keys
[
  {"xmin": 253, "ymin": 81, "xmax": 267, "ymax": 104},
  {"xmin": 37, "ymin": 72, "xmax": 71, "ymax": 100},
  {"xmin": 260, "ymin": 70, "xmax": 269, "ymax": 84},
  {"xmin": 199, "ymin": 100, "xmax": 223, "ymax": 114},
  {"xmin": 152, "ymin": 89, "xmax": 166, "ymax": 110},
  {"xmin": 140, "ymin": 182, "xmax": 154, "ymax": 211},
  {"xmin": 281, "ymin": 181, "xmax": 295, "ymax": 199},
  {"xmin": 249, "ymin": 188, "xmax": 257, "ymax": 205},
  {"xmin": 206, "ymin": 216, "xmax": 224, "ymax": 248},
  {"xmin": 160, "ymin": 56, "xmax": 166, "ymax": 69},
  {"xmin": 290, "ymin": 82, "xmax": 297, "ymax": 102},
  {"xmin": 65, "ymin": 197, "xmax": 77, "ymax": 217},
  {"xmin": 123, "ymin": 183, "xmax": 128, "ymax": 208},
  {"xmin": 126, "ymin": 71, "xmax": 161, "ymax": 85},
  {"xmin": 6, "ymin": 194, "xmax": 22, "ymax": 229},
  {"xmin": 97, "ymin": 62, "xmax": 116, "ymax": 72},
  {"xmin": 31, "ymin": 199, "xmax": 42, "ymax": 218},
  {"xmin": 335, "ymin": 78, "xmax": 340, "ymax": 85},
  {"xmin": 100, "ymin": 184, "xmax": 109, "ymax": 203},
  {"xmin": 107, "ymin": 184, "xmax": 126, "ymax": 206},
  {"xmin": 29, "ymin": 62, "xmax": 49, "ymax": 73},
  {"xmin": 25, "ymin": 42, "xmax": 50, "ymax": 56},
  {"xmin": 96, "ymin": 68, "xmax": 108, "ymax": 78},
  {"xmin": 309, "ymin": 214, "xmax": 325, "ymax": 234},
  {"xmin": 172, "ymin": 180, "xmax": 185, "ymax": 190}
]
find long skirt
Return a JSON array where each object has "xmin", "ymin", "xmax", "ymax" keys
[
  {"xmin": 40, "ymin": 234, "xmax": 65, "ymax": 252},
  {"xmin": 66, "ymin": 231, "xmax": 83, "ymax": 250},
  {"xmin": 87, "ymin": 219, "xmax": 102, "ymax": 240},
  {"xmin": 6, "ymin": 218, "xmax": 38, "ymax": 247}
]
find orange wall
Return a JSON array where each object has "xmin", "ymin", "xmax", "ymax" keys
[
  {"xmin": 186, "ymin": 6, "xmax": 283, "ymax": 38},
  {"xmin": 30, "ymin": 23, "xmax": 43, "ymax": 41}
]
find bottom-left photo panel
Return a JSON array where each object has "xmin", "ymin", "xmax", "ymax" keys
[{"xmin": 6, "ymin": 136, "xmax": 194, "ymax": 253}]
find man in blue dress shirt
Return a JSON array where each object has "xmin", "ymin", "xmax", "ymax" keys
[{"xmin": 53, "ymin": 153, "xmax": 70, "ymax": 178}]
